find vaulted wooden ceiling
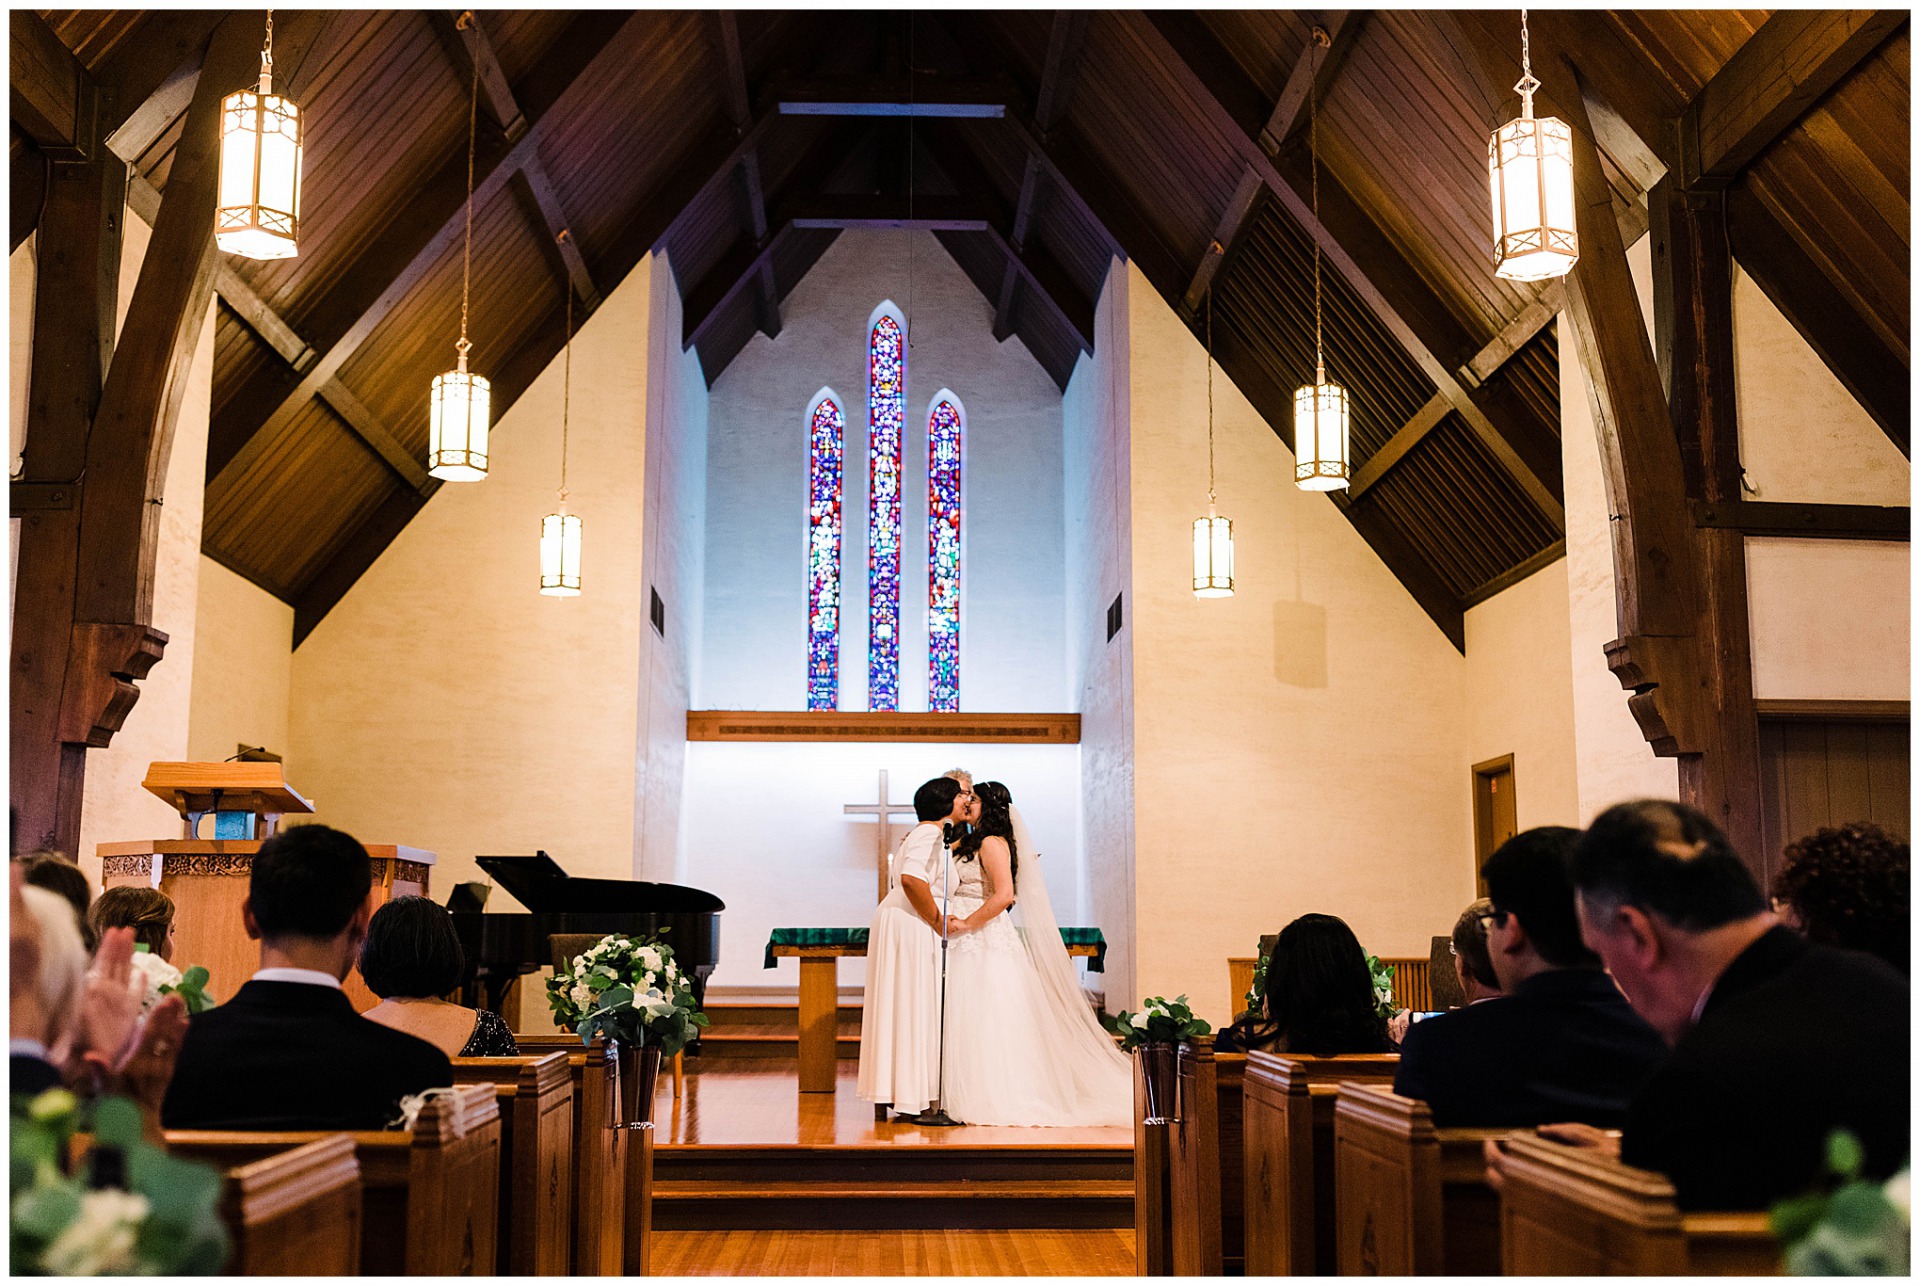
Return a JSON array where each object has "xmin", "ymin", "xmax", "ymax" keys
[{"xmin": 13, "ymin": 10, "xmax": 1908, "ymax": 649}]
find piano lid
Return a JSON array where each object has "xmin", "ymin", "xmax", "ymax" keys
[{"xmin": 474, "ymin": 852, "xmax": 725, "ymax": 914}]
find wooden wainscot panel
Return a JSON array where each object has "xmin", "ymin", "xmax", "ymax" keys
[
  {"xmin": 451, "ymin": 1052, "xmax": 576, "ymax": 1275},
  {"xmin": 687, "ymin": 710, "xmax": 1081, "ymax": 743},
  {"xmin": 217, "ymin": 1133, "xmax": 363, "ymax": 1275},
  {"xmin": 1333, "ymin": 1082, "xmax": 1503, "ymax": 1275},
  {"xmin": 1241, "ymin": 1051, "xmax": 1400, "ymax": 1275},
  {"xmin": 1497, "ymin": 1133, "xmax": 1782, "ymax": 1275},
  {"xmin": 167, "ymin": 1082, "xmax": 502, "ymax": 1276},
  {"xmin": 511, "ymin": 1034, "xmax": 627, "ymax": 1274}
]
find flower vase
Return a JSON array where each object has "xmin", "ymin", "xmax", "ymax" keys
[
  {"xmin": 616, "ymin": 1041, "xmax": 662, "ymax": 1127},
  {"xmin": 1137, "ymin": 1041, "xmax": 1179, "ymax": 1125}
]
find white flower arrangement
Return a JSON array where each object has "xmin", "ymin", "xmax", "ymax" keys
[
  {"xmin": 546, "ymin": 933, "xmax": 706, "ymax": 1056},
  {"xmin": 127, "ymin": 952, "xmax": 182, "ymax": 1014},
  {"xmin": 40, "ymin": 1189, "xmax": 149, "ymax": 1275}
]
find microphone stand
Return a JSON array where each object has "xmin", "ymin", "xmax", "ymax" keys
[{"xmin": 909, "ymin": 823, "xmax": 963, "ymax": 1127}]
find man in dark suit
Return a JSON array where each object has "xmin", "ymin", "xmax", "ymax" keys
[
  {"xmin": 1396, "ymin": 828, "xmax": 1666, "ymax": 1127},
  {"xmin": 1564, "ymin": 800, "xmax": 1910, "ymax": 1210},
  {"xmin": 162, "ymin": 825, "xmax": 452, "ymax": 1130}
]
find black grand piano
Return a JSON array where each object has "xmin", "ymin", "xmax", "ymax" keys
[{"xmin": 449, "ymin": 852, "xmax": 723, "ymax": 1016}]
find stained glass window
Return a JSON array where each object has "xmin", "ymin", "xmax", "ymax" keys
[
  {"xmin": 866, "ymin": 305, "xmax": 905, "ymax": 712},
  {"xmin": 806, "ymin": 390, "xmax": 844, "ymax": 711},
  {"xmin": 927, "ymin": 393, "xmax": 963, "ymax": 712}
]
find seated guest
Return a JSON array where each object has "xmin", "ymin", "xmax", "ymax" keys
[
  {"xmin": 162, "ymin": 825, "xmax": 452, "ymax": 1130},
  {"xmin": 1395, "ymin": 829, "xmax": 1666, "ymax": 1127},
  {"xmin": 19, "ymin": 853, "xmax": 96, "ymax": 950},
  {"xmin": 1389, "ymin": 899, "xmax": 1501, "ymax": 1043},
  {"xmin": 360, "ymin": 896, "xmax": 518, "ymax": 1056},
  {"xmin": 1568, "ymin": 800, "xmax": 1909, "ymax": 1210},
  {"xmin": 89, "ymin": 886, "xmax": 177, "ymax": 961},
  {"xmin": 1772, "ymin": 821, "xmax": 1908, "ymax": 974},
  {"xmin": 1216, "ymin": 913, "xmax": 1395, "ymax": 1055},
  {"xmin": 12, "ymin": 874, "xmax": 88, "ymax": 1096}
]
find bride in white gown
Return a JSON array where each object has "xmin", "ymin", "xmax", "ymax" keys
[{"xmin": 938, "ymin": 782, "xmax": 1131, "ymax": 1127}]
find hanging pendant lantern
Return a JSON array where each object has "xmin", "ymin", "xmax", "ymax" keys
[
  {"xmin": 1192, "ymin": 507, "xmax": 1235, "ymax": 598},
  {"xmin": 427, "ymin": 36, "xmax": 490, "ymax": 481},
  {"xmin": 1489, "ymin": 10, "xmax": 1577, "ymax": 281},
  {"xmin": 540, "ymin": 507, "xmax": 583, "ymax": 596},
  {"xmin": 540, "ymin": 286, "xmax": 582, "ymax": 596},
  {"xmin": 216, "ymin": 10, "xmax": 302, "ymax": 261},
  {"xmin": 1192, "ymin": 295, "xmax": 1235, "ymax": 599},
  {"xmin": 1294, "ymin": 25, "xmax": 1351, "ymax": 492}
]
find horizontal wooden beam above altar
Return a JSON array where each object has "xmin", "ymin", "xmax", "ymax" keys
[{"xmin": 686, "ymin": 711, "xmax": 1080, "ymax": 744}]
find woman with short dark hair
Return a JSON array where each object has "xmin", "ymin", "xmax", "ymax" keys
[
  {"xmin": 359, "ymin": 896, "xmax": 517, "ymax": 1056},
  {"xmin": 1216, "ymin": 913, "xmax": 1396, "ymax": 1055}
]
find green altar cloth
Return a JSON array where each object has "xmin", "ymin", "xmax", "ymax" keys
[{"xmin": 765, "ymin": 926, "xmax": 1107, "ymax": 971}]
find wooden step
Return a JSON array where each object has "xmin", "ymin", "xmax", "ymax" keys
[
  {"xmin": 696, "ymin": 1031, "xmax": 860, "ymax": 1060},
  {"xmin": 657, "ymin": 1143, "xmax": 1132, "ymax": 1187},
  {"xmin": 651, "ymin": 1172, "xmax": 1133, "ymax": 1231}
]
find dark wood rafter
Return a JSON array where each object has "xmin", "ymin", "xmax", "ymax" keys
[
  {"xmin": 992, "ymin": 10, "xmax": 1085, "ymax": 342},
  {"xmin": 1691, "ymin": 500, "xmax": 1910, "ymax": 541},
  {"xmin": 1679, "ymin": 10, "xmax": 1906, "ymax": 191},
  {"xmin": 713, "ymin": 11, "xmax": 779, "ymax": 339},
  {"xmin": 11, "ymin": 124, "xmax": 47, "ymax": 252},
  {"xmin": 429, "ymin": 9, "xmax": 599, "ymax": 315},
  {"xmin": 98, "ymin": 11, "xmax": 229, "ymax": 159},
  {"xmin": 10, "ymin": 10, "xmax": 101, "ymax": 160},
  {"xmin": 207, "ymin": 10, "xmax": 645, "ymax": 488},
  {"xmin": 1183, "ymin": 11, "xmax": 1362, "ymax": 316},
  {"xmin": 1130, "ymin": 12, "xmax": 1565, "ymax": 530}
]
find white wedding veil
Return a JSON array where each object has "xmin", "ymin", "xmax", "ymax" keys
[{"xmin": 1008, "ymin": 805, "xmax": 1130, "ymax": 1079}]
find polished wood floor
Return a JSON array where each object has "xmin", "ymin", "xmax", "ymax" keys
[
  {"xmin": 651, "ymin": 1228, "xmax": 1136, "ymax": 1275},
  {"xmin": 660, "ymin": 1060, "xmax": 1131, "ymax": 1149}
]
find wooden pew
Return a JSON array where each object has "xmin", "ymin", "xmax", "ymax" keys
[
  {"xmin": 1159, "ymin": 1039, "xmax": 1249, "ymax": 1275},
  {"xmin": 167, "ymin": 1083, "xmax": 502, "ymax": 1275},
  {"xmin": 451, "ymin": 1052, "xmax": 575, "ymax": 1275},
  {"xmin": 510, "ymin": 1034, "xmax": 627, "ymax": 1274},
  {"xmin": 215, "ymin": 1133, "xmax": 363, "ymax": 1274},
  {"xmin": 1332, "ymin": 1083, "xmax": 1504, "ymax": 1275},
  {"xmin": 1497, "ymin": 1134, "xmax": 1782, "ymax": 1275},
  {"xmin": 1134, "ymin": 1049, "xmax": 1173, "ymax": 1276},
  {"xmin": 517, "ymin": 1034, "xmax": 654, "ymax": 1277},
  {"xmin": 1241, "ymin": 1050, "xmax": 1399, "ymax": 1275}
]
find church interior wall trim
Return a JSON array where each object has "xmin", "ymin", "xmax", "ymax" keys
[{"xmin": 686, "ymin": 711, "xmax": 1080, "ymax": 744}]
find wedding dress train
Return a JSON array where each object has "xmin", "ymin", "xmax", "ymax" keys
[{"xmin": 939, "ymin": 809, "xmax": 1130, "ymax": 1127}]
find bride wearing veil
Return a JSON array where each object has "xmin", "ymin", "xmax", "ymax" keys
[{"xmin": 938, "ymin": 781, "xmax": 1131, "ymax": 1126}]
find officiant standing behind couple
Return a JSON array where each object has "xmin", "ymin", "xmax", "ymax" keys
[{"xmin": 856, "ymin": 771, "xmax": 1131, "ymax": 1127}]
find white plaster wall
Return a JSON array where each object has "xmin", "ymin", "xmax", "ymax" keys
[
  {"xmin": 1731, "ymin": 261, "xmax": 1908, "ymax": 506},
  {"xmin": 186, "ymin": 556, "xmax": 293, "ymax": 766},
  {"xmin": 288, "ymin": 256, "xmax": 659, "ymax": 900},
  {"xmin": 1063, "ymin": 258, "xmax": 1136, "ymax": 1001},
  {"xmin": 685, "ymin": 741, "xmax": 1084, "ymax": 998},
  {"xmin": 1562, "ymin": 239, "xmax": 1681, "ymax": 821},
  {"xmin": 701, "ymin": 229, "xmax": 1067, "ymax": 713},
  {"xmin": 1125, "ymin": 263, "xmax": 1472, "ymax": 1027},
  {"xmin": 1747, "ymin": 537, "xmax": 1909, "ymax": 700},
  {"xmin": 76, "ymin": 211, "xmax": 215, "ymax": 881},
  {"xmin": 1462, "ymin": 559, "xmax": 1581, "ymax": 829},
  {"xmin": 634, "ymin": 257, "xmax": 707, "ymax": 884}
]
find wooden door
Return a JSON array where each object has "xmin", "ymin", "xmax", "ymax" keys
[{"xmin": 1471, "ymin": 756, "xmax": 1517, "ymax": 895}]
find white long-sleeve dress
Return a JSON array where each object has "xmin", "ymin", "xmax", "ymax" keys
[{"xmin": 855, "ymin": 821, "xmax": 945, "ymax": 1115}]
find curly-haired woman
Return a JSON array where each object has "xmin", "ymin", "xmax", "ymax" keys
[{"xmin": 1772, "ymin": 821, "xmax": 1908, "ymax": 974}]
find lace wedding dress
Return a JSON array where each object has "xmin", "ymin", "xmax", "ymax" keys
[{"xmin": 938, "ymin": 809, "xmax": 1131, "ymax": 1127}]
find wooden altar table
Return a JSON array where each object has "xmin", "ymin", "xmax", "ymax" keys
[{"xmin": 765, "ymin": 927, "xmax": 1108, "ymax": 1092}]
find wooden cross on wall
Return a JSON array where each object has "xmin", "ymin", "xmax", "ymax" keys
[{"xmin": 844, "ymin": 770, "xmax": 921, "ymax": 902}]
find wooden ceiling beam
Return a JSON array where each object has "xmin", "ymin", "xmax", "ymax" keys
[
  {"xmin": 772, "ymin": 74, "xmax": 1016, "ymax": 118},
  {"xmin": 10, "ymin": 11, "xmax": 100, "ymax": 160},
  {"xmin": 790, "ymin": 194, "xmax": 993, "ymax": 231},
  {"xmin": 713, "ymin": 12, "xmax": 779, "ymax": 339},
  {"xmin": 11, "ymin": 126, "xmax": 47, "ymax": 252},
  {"xmin": 94, "ymin": 11, "xmax": 227, "ymax": 144},
  {"xmin": 207, "ymin": 10, "xmax": 645, "ymax": 489},
  {"xmin": 1348, "ymin": 392, "xmax": 1448, "ymax": 500},
  {"xmin": 992, "ymin": 11, "xmax": 1086, "ymax": 342},
  {"xmin": 1184, "ymin": 13, "xmax": 1363, "ymax": 316},
  {"xmin": 1679, "ymin": 10, "xmax": 1905, "ymax": 191},
  {"xmin": 1129, "ymin": 12, "xmax": 1564, "ymax": 528}
]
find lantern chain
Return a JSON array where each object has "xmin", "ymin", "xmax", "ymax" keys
[
  {"xmin": 1516, "ymin": 9, "xmax": 1540, "ymax": 116},
  {"xmin": 1310, "ymin": 26, "xmax": 1325, "ymax": 386},
  {"xmin": 457, "ymin": 36, "xmax": 479, "ymax": 368},
  {"xmin": 559, "ymin": 288, "xmax": 572, "ymax": 503},
  {"xmin": 259, "ymin": 9, "xmax": 274, "ymax": 94},
  {"xmin": 1206, "ymin": 293, "xmax": 1216, "ymax": 507}
]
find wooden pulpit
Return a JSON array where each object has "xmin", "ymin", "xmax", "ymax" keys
[{"xmin": 99, "ymin": 762, "xmax": 433, "ymax": 1012}]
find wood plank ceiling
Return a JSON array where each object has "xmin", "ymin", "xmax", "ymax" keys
[{"xmin": 15, "ymin": 10, "xmax": 1909, "ymax": 648}]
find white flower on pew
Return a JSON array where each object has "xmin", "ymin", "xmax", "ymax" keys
[{"xmin": 41, "ymin": 1189, "xmax": 148, "ymax": 1275}]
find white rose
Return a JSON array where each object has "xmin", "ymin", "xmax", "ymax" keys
[
  {"xmin": 571, "ymin": 954, "xmax": 586, "ymax": 971},
  {"xmin": 570, "ymin": 982, "xmax": 593, "ymax": 1009},
  {"xmin": 42, "ymin": 1189, "xmax": 149, "ymax": 1275},
  {"xmin": 1887, "ymin": 1170, "xmax": 1911, "ymax": 1220},
  {"xmin": 1129, "ymin": 1012, "xmax": 1151, "ymax": 1029},
  {"xmin": 127, "ymin": 951, "xmax": 182, "ymax": 1013}
]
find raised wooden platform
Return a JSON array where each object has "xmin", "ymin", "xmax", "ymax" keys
[{"xmin": 655, "ymin": 1063, "xmax": 1132, "ymax": 1232}]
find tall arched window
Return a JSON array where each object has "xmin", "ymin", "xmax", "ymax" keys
[
  {"xmin": 806, "ymin": 389, "xmax": 845, "ymax": 711},
  {"xmin": 866, "ymin": 302, "xmax": 905, "ymax": 712},
  {"xmin": 926, "ymin": 390, "xmax": 964, "ymax": 712}
]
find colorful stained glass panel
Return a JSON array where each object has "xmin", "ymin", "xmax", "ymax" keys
[
  {"xmin": 927, "ymin": 397, "xmax": 963, "ymax": 712},
  {"xmin": 867, "ymin": 313, "xmax": 904, "ymax": 711},
  {"xmin": 807, "ymin": 394, "xmax": 844, "ymax": 710}
]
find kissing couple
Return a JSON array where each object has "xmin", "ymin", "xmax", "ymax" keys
[{"xmin": 855, "ymin": 770, "xmax": 1129, "ymax": 1127}]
